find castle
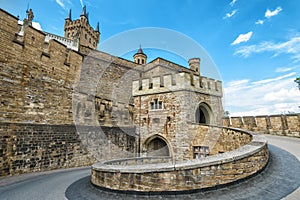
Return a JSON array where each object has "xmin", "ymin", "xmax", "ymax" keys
[
  {"xmin": 3, "ymin": 5, "xmax": 300, "ymax": 194},
  {"xmin": 0, "ymin": 7, "xmax": 273, "ymax": 192}
]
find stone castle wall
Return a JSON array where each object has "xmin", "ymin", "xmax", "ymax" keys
[
  {"xmin": 0, "ymin": 9, "xmax": 82, "ymax": 124},
  {"xmin": 0, "ymin": 122, "xmax": 136, "ymax": 176},
  {"xmin": 0, "ymin": 9, "xmax": 138, "ymax": 176},
  {"xmin": 0, "ymin": 122, "xmax": 93, "ymax": 176},
  {"xmin": 223, "ymin": 114, "xmax": 300, "ymax": 137}
]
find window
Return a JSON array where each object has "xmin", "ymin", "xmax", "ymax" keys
[
  {"xmin": 150, "ymin": 99, "xmax": 163, "ymax": 110},
  {"xmin": 137, "ymin": 58, "xmax": 140, "ymax": 64},
  {"xmin": 142, "ymin": 59, "xmax": 145, "ymax": 64},
  {"xmin": 193, "ymin": 146, "xmax": 209, "ymax": 159},
  {"xmin": 85, "ymin": 34, "xmax": 87, "ymax": 39}
]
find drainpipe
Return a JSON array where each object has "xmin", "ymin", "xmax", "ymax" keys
[{"xmin": 138, "ymin": 95, "xmax": 141, "ymax": 157}]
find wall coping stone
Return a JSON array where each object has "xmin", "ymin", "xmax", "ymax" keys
[{"xmin": 92, "ymin": 127, "xmax": 267, "ymax": 173}]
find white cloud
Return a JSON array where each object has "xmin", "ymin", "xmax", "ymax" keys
[
  {"xmin": 252, "ymin": 72, "xmax": 296, "ymax": 84},
  {"xmin": 32, "ymin": 22, "xmax": 42, "ymax": 31},
  {"xmin": 224, "ymin": 10, "xmax": 237, "ymax": 19},
  {"xmin": 265, "ymin": 7, "xmax": 282, "ymax": 19},
  {"xmin": 18, "ymin": 20, "xmax": 42, "ymax": 31},
  {"xmin": 234, "ymin": 36, "xmax": 300, "ymax": 61},
  {"xmin": 56, "ymin": 0, "xmax": 65, "ymax": 9},
  {"xmin": 230, "ymin": 0, "xmax": 238, "ymax": 7},
  {"xmin": 255, "ymin": 20, "xmax": 264, "ymax": 25},
  {"xmin": 55, "ymin": 0, "xmax": 72, "ymax": 9},
  {"xmin": 224, "ymin": 75, "xmax": 300, "ymax": 116},
  {"xmin": 231, "ymin": 31, "xmax": 253, "ymax": 45},
  {"xmin": 275, "ymin": 67, "xmax": 293, "ymax": 73}
]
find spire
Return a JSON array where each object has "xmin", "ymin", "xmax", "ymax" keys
[
  {"xmin": 136, "ymin": 45, "xmax": 145, "ymax": 55},
  {"xmin": 86, "ymin": 12, "xmax": 89, "ymax": 23},
  {"xmin": 81, "ymin": 5, "xmax": 87, "ymax": 17},
  {"xmin": 96, "ymin": 22, "xmax": 100, "ymax": 32},
  {"xmin": 66, "ymin": 9, "xmax": 72, "ymax": 20}
]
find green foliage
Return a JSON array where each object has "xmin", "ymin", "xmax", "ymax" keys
[
  {"xmin": 224, "ymin": 110, "xmax": 230, "ymax": 117},
  {"xmin": 295, "ymin": 77, "xmax": 300, "ymax": 90}
]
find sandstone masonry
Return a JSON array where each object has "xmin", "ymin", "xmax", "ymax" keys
[{"xmin": 224, "ymin": 114, "xmax": 300, "ymax": 138}]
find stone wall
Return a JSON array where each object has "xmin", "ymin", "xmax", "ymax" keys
[
  {"xmin": 224, "ymin": 114, "xmax": 300, "ymax": 137},
  {"xmin": 0, "ymin": 122, "xmax": 93, "ymax": 176},
  {"xmin": 0, "ymin": 9, "xmax": 82, "ymax": 124},
  {"xmin": 0, "ymin": 122, "xmax": 136, "ymax": 176},
  {"xmin": 189, "ymin": 125, "xmax": 252, "ymax": 157},
  {"xmin": 91, "ymin": 128, "xmax": 268, "ymax": 192}
]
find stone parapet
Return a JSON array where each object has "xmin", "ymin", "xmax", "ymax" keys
[
  {"xmin": 132, "ymin": 72, "xmax": 222, "ymax": 97},
  {"xmin": 225, "ymin": 113, "xmax": 300, "ymax": 138},
  {"xmin": 91, "ymin": 127, "xmax": 268, "ymax": 192}
]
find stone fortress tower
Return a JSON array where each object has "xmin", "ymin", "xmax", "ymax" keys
[
  {"xmin": 64, "ymin": 6, "xmax": 100, "ymax": 52},
  {"xmin": 131, "ymin": 47, "xmax": 223, "ymax": 160}
]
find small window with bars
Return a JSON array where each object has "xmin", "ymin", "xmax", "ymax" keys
[{"xmin": 193, "ymin": 146, "xmax": 209, "ymax": 159}]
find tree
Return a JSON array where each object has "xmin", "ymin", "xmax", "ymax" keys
[
  {"xmin": 295, "ymin": 77, "xmax": 300, "ymax": 90},
  {"xmin": 224, "ymin": 110, "xmax": 230, "ymax": 117}
]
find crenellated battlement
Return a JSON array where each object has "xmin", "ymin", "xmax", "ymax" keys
[
  {"xmin": 223, "ymin": 114, "xmax": 300, "ymax": 138},
  {"xmin": 132, "ymin": 72, "xmax": 222, "ymax": 97},
  {"xmin": 0, "ymin": 8, "xmax": 83, "ymax": 124}
]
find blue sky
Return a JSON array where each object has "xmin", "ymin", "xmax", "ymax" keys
[{"xmin": 1, "ymin": 0, "xmax": 300, "ymax": 116}]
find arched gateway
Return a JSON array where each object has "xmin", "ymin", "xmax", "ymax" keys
[{"xmin": 144, "ymin": 135, "xmax": 170, "ymax": 157}]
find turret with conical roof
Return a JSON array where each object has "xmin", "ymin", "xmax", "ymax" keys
[
  {"xmin": 66, "ymin": 9, "xmax": 72, "ymax": 20},
  {"xmin": 133, "ymin": 46, "xmax": 147, "ymax": 64},
  {"xmin": 64, "ymin": 5, "xmax": 100, "ymax": 51}
]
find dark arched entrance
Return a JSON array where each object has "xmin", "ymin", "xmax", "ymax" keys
[
  {"xmin": 146, "ymin": 137, "xmax": 170, "ymax": 157},
  {"xmin": 195, "ymin": 103, "xmax": 212, "ymax": 124}
]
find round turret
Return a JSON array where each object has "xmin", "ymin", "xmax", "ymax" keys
[{"xmin": 133, "ymin": 46, "xmax": 147, "ymax": 65}]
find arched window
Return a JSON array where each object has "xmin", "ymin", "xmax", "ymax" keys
[
  {"xmin": 137, "ymin": 58, "xmax": 140, "ymax": 64},
  {"xmin": 195, "ymin": 103, "xmax": 212, "ymax": 125}
]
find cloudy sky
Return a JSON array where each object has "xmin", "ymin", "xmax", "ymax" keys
[{"xmin": 1, "ymin": 0, "xmax": 300, "ymax": 116}]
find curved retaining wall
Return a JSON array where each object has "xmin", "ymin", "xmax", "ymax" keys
[{"xmin": 91, "ymin": 127, "xmax": 269, "ymax": 192}]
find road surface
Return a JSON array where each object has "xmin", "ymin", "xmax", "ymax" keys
[{"xmin": 0, "ymin": 134, "xmax": 299, "ymax": 200}]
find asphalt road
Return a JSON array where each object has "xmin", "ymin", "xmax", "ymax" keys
[{"xmin": 0, "ymin": 134, "xmax": 299, "ymax": 200}]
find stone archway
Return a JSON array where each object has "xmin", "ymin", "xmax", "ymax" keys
[
  {"xmin": 195, "ymin": 102, "xmax": 213, "ymax": 125},
  {"xmin": 144, "ymin": 135, "xmax": 170, "ymax": 157}
]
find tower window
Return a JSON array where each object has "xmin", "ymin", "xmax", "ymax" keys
[
  {"xmin": 89, "ymin": 38, "xmax": 91, "ymax": 43},
  {"xmin": 137, "ymin": 58, "xmax": 140, "ymax": 64},
  {"xmin": 85, "ymin": 34, "xmax": 87, "ymax": 39},
  {"xmin": 150, "ymin": 99, "xmax": 163, "ymax": 110},
  {"xmin": 67, "ymin": 33, "xmax": 70, "ymax": 37},
  {"xmin": 142, "ymin": 59, "xmax": 145, "ymax": 64}
]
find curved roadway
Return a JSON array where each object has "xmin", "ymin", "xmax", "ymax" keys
[{"xmin": 0, "ymin": 134, "xmax": 299, "ymax": 200}]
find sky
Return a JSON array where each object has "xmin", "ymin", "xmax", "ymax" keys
[{"xmin": 1, "ymin": 0, "xmax": 300, "ymax": 116}]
